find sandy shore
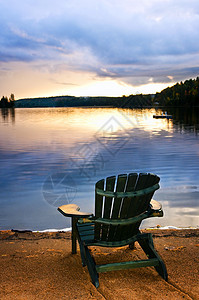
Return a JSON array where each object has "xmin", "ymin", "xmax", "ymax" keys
[{"xmin": 0, "ymin": 229, "xmax": 198, "ymax": 300}]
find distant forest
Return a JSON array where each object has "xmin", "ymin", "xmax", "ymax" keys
[
  {"xmin": 15, "ymin": 94, "xmax": 153, "ymax": 108},
  {"xmin": 2, "ymin": 77, "xmax": 199, "ymax": 108},
  {"xmin": 154, "ymin": 77, "xmax": 199, "ymax": 107}
]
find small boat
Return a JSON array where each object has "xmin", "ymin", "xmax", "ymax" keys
[{"xmin": 153, "ymin": 114, "xmax": 172, "ymax": 119}]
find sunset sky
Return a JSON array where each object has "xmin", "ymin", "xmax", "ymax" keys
[{"xmin": 0, "ymin": 0, "xmax": 199, "ymax": 99}]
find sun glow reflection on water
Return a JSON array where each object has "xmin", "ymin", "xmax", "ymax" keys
[{"xmin": 0, "ymin": 108, "xmax": 173, "ymax": 151}]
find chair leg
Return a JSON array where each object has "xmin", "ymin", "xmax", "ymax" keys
[
  {"xmin": 78, "ymin": 240, "xmax": 87, "ymax": 267},
  {"xmin": 138, "ymin": 233, "xmax": 168, "ymax": 281},
  {"xmin": 84, "ymin": 246, "xmax": 99, "ymax": 288},
  {"xmin": 154, "ymin": 257, "xmax": 168, "ymax": 281},
  {"xmin": 72, "ymin": 217, "xmax": 78, "ymax": 254}
]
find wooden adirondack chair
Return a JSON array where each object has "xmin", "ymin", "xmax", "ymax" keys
[{"xmin": 58, "ymin": 173, "xmax": 168, "ymax": 288}]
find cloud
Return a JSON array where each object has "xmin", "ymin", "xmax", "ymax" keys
[{"xmin": 0, "ymin": 0, "xmax": 199, "ymax": 95}]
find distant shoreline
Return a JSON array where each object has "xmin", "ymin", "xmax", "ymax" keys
[{"xmin": 14, "ymin": 94, "xmax": 154, "ymax": 108}]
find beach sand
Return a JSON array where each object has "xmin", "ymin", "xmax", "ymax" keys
[{"xmin": 0, "ymin": 229, "xmax": 198, "ymax": 300}]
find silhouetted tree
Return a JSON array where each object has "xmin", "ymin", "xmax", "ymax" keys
[
  {"xmin": 9, "ymin": 93, "xmax": 15, "ymax": 102},
  {"xmin": 154, "ymin": 77, "xmax": 199, "ymax": 107},
  {"xmin": 0, "ymin": 96, "xmax": 8, "ymax": 108}
]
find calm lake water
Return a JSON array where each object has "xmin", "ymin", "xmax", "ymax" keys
[{"xmin": 0, "ymin": 107, "xmax": 198, "ymax": 230}]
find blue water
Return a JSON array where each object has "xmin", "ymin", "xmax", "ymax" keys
[{"xmin": 0, "ymin": 107, "xmax": 198, "ymax": 230}]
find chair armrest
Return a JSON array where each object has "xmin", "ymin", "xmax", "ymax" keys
[
  {"xmin": 150, "ymin": 199, "xmax": 162, "ymax": 211},
  {"xmin": 57, "ymin": 204, "xmax": 93, "ymax": 218},
  {"xmin": 150, "ymin": 199, "xmax": 163, "ymax": 217}
]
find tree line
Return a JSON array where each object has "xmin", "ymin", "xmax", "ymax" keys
[
  {"xmin": 154, "ymin": 77, "xmax": 199, "ymax": 107},
  {"xmin": 2, "ymin": 77, "xmax": 199, "ymax": 108},
  {"xmin": 15, "ymin": 94, "xmax": 153, "ymax": 108},
  {"xmin": 0, "ymin": 94, "xmax": 15, "ymax": 108}
]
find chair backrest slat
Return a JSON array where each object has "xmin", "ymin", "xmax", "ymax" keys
[
  {"xmin": 94, "ymin": 179, "xmax": 104, "ymax": 240},
  {"xmin": 120, "ymin": 173, "xmax": 139, "ymax": 218},
  {"xmin": 113, "ymin": 173, "xmax": 139, "ymax": 241},
  {"xmin": 111, "ymin": 174, "xmax": 127, "ymax": 219},
  {"xmin": 101, "ymin": 176, "xmax": 116, "ymax": 240},
  {"xmin": 107, "ymin": 174, "xmax": 128, "ymax": 241}
]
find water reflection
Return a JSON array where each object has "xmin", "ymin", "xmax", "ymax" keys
[
  {"xmin": 167, "ymin": 107, "xmax": 199, "ymax": 134},
  {"xmin": 0, "ymin": 107, "xmax": 198, "ymax": 230},
  {"xmin": 0, "ymin": 107, "xmax": 15, "ymax": 124}
]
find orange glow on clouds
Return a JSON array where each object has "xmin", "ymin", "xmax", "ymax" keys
[{"xmin": 1, "ymin": 61, "xmax": 175, "ymax": 100}]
